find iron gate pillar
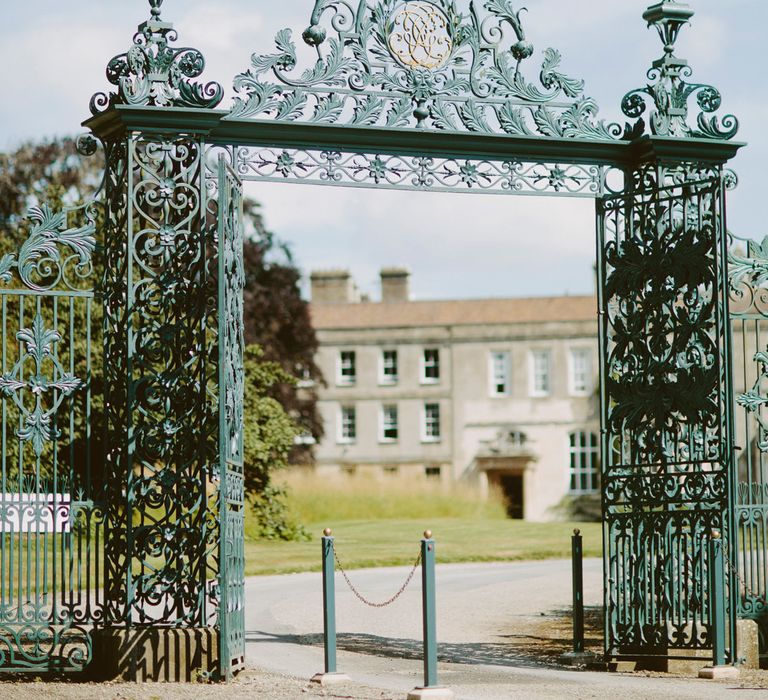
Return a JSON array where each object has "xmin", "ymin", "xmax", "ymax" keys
[{"xmin": 83, "ymin": 4, "xmax": 244, "ymax": 681}]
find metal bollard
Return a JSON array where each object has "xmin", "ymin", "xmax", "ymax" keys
[
  {"xmin": 311, "ymin": 528, "xmax": 350, "ymax": 686},
  {"xmin": 322, "ymin": 528, "xmax": 338, "ymax": 673},
  {"xmin": 421, "ymin": 530, "xmax": 438, "ymax": 688},
  {"xmin": 559, "ymin": 528, "xmax": 594, "ymax": 666},
  {"xmin": 709, "ymin": 529, "xmax": 726, "ymax": 668},
  {"xmin": 408, "ymin": 530, "xmax": 453, "ymax": 699},
  {"xmin": 571, "ymin": 528, "xmax": 585, "ymax": 654}
]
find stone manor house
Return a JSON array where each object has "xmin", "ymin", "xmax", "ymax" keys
[{"xmin": 307, "ymin": 268, "xmax": 600, "ymax": 521}]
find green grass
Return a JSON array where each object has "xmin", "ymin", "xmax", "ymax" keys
[
  {"xmin": 243, "ymin": 474, "xmax": 602, "ymax": 576},
  {"xmin": 244, "ymin": 518, "xmax": 602, "ymax": 576}
]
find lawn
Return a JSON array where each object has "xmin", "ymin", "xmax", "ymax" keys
[
  {"xmin": 243, "ymin": 474, "xmax": 602, "ymax": 576},
  {"xmin": 244, "ymin": 518, "xmax": 602, "ymax": 576}
]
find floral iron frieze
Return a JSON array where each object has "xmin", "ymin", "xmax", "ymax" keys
[
  {"xmin": 90, "ymin": 0, "xmax": 223, "ymax": 114},
  {"xmin": 0, "ymin": 315, "xmax": 83, "ymax": 457},
  {"xmin": 621, "ymin": 1, "xmax": 738, "ymax": 140},
  {"xmin": 230, "ymin": 0, "xmax": 623, "ymax": 139}
]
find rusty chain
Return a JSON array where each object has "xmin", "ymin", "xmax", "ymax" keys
[
  {"xmin": 702, "ymin": 531, "xmax": 767, "ymax": 604},
  {"xmin": 721, "ymin": 543, "xmax": 767, "ymax": 604},
  {"xmin": 333, "ymin": 543, "xmax": 422, "ymax": 608}
]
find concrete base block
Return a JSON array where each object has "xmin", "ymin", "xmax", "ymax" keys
[
  {"xmin": 698, "ymin": 665, "xmax": 740, "ymax": 680},
  {"xmin": 311, "ymin": 672, "xmax": 352, "ymax": 686},
  {"xmin": 91, "ymin": 628, "xmax": 219, "ymax": 682},
  {"xmin": 407, "ymin": 687, "xmax": 455, "ymax": 700},
  {"xmin": 737, "ymin": 619, "xmax": 760, "ymax": 670},
  {"xmin": 559, "ymin": 651, "xmax": 597, "ymax": 666}
]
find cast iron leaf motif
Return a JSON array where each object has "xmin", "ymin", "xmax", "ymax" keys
[
  {"xmin": 737, "ymin": 351, "xmax": 768, "ymax": 452},
  {"xmin": 90, "ymin": 1, "xmax": 223, "ymax": 114},
  {"xmin": 15, "ymin": 205, "xmax": 96, "ymax": 292},
  {"xmin": 230, "ymin": 0, "xmax": 621, "ymax": 139},
  {"xmin": 0, "ymin": 314, "xmax": 84, "ymax": 456}
]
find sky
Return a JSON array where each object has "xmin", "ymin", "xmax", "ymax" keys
[{"xmin": 1, "ymin": 1, "xmax": 765, "ymax": 301}]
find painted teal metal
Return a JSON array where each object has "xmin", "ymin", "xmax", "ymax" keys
[
  {"xmin": 0, "ymin": 193, "xmax": 104, "ymax": 671},
  {"xmin": 709, "ymin": 531, "xmax": 727, "ymax": 667},
  {"xmin": 420, "ymin": 534, "xmax": 438, "ymax": 688},
  {"xmin": 726, "ymin": 231, "xmax": 768, "ymax": 660},
  {"xmin": 321, "ymin": 533, "xmax": 339, "ymax": 674},
  {"xmin": 597, "ymin": 167, "xmax": 736, "ymax": 662},
  {"xmin": 0, "ymin": 0, "xmax": 750, "ymax": 678},
  {"xmin": 217, "ymin": 155, "xmax": 246, "ymax": 679}
]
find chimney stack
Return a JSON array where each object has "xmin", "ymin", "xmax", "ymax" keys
[
  {"xmin": 380, "ymin": 267, "xmax": 411, "ymax": 303},
  {"xmin": 310, "ymin": 269, "xmax": 360, "ymax": 304}
]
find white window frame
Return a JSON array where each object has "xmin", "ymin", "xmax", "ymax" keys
[
  {"xmin": 489, "ymin": 351, "xmax": 511, "ymax": 397},
  {"xmin": 379, "ymin": 404, "xmax": 399, "ymax": 443},
  {"xmin": 568, "ymin": 431, "xmax": 599, "ymax": 494},
  {"xmin": 569, "ymin": 348, "xmax": 592, "ymax": 396},
  {"xmin": 421, "ymin": 348, "xmax": 440, "ymax": 384},
  {"xmin": 337, "ymin": 350, "xmax": 356, "ymax": 386},
  {"xmin": 379, "ymin": 349, "xmax": 398, "ymax": 385},
  {"xmin": 422, "ymin": 403, "xmax": 441, "ymax": 443},
  {"xmin": 337, "ymin": 405, "xmax": 357, "ymax": 444},
  {"xmin": 529, "ymin": 349, "xmax": 552, "ymax": 397}
]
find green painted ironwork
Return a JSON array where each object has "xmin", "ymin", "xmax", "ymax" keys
[
  {"xmin": 597, "ymin": 165, "xmax": 736, "ymax": 661},
  {"xmin": 0, "ymin": 0, "xmax": 749, "ymax": 678},
  {"xmin": 622, "ymin": 1, "xmax": 738, "ymax": 140},
  {"xmin": 231, "ymin": 0, "xmax": 622, "ymax": 138},
  {"xmin": 217, "ymin": 155, "xmax": 246, "ymax": 679},
  {"xmin": 726, "ymin": 229, "xmax": 768, "ymax": 660},
  {"xmin": 90, "ymin": 0, "xmax": 223, "ymax": 115},
  {"xmin": 0, "ymin": 192, "xmax": 104, "ymax": 672}
]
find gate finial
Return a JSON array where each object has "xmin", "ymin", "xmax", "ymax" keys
[
  {"xmin": 620, "ymin": 1, "xmax": 738, "ymax": 140},
  {"xmin": 89, "ymin": 0, "xmax": 223, "ymax": 114},
  {"xmin": 149, "ymin": 0, "xmax": 164, "ymax": 21}
]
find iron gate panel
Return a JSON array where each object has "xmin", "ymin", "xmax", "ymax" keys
[
  {"xmin": 0, "ymin": 201, "xmax": 104, "ymax": 672},
  {"xmin": 597, "ymin": 170, "xmax": 735, "ymax": 660},
  {"xmin": 728, "ymin": 235, "xmax": 768, "ymax": 638},
  {"xmin": 217, "ymin": 156, "xmax": 246, "ymax": 680}
]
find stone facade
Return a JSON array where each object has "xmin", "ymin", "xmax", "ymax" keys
[{"xmin": 309, "ymin": 269, "xmax": 600, "ymax": 521}]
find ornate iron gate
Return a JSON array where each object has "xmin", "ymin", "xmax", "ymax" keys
[
  {"xmin": 0, "ymin": 199, "xmax": 104, "ymax": 671},
  {"xmin": 728, "ymin": 233, "xmax": 768, "ymax": 655},
  {"xmin": 598, "ymin": 169, "xmax": 735, "ymax": 661},
  {"xmin": 0, "ymin": 0, "xmax": 748, "ymax": 677},
  {"xmin": 216, "ymin": 156, "xmax": 246, "ymax": 679}
]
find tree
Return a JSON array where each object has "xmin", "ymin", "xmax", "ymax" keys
[
  {"xmin": 241, "ymin": 200, "xmax": 324, "ymax": 460},
  {"xmin": 0, "ymin": 137, "xmax": 320, "ymax": 537}
]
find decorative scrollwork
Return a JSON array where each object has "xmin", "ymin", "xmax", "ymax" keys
[
  {"xmin": 231, "ymin": 0, "xmax": 621, "ymax": 139},
  {"xmin": 0, "ymin": 205, "xmax": 96, "ymax": 293},
  {"xmin": 234, "ymin": 147, "xmax": 605, "ymax": 196},
  {"xmin": 736, "ymin": 350, "xmax": 768, "ymax": 452},
  {"xmin": 90, "ymin": 0, "xmax": 223, "ymax": 115},
  {"xmin": 727, "ymin": 233, "xmax": 768, "ymax": 318},
  {"xmin": 0, "ymin": 314, "xmax": 83, "ymax": 457},
  {"xmin": 621, "ymin": 2, "xmax": 738, "ymax": 140}
]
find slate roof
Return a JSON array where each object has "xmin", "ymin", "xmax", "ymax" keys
[{"xmin": 311, "ymin": 295, "xmax": 597, "ymax": 330}]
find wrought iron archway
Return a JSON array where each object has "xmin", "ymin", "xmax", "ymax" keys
[{"xmin": 0, "ymin": 0, "xmax": 752, "ymax": 679}]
